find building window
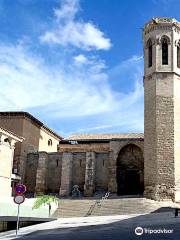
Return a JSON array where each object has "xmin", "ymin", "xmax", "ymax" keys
[
  {"xmin": 162, "ymin": 37, "xmax": 168, "ymax": 65},
  {"xmin": 4, "ymin": 138, "xmax": 10, "ymax": 145},
  {"xmin": 177, "ymin": 46, "xmax": 180, "ymax": 68},
  {"xmin": 147, "ymin": 39, "xmax": 152, "ymax": 67},
  {"xmin": 48, "ymin": 139, "xmax": 52, "ymax": 146},
  {"xmin": 80, "ymin": 159, "xmax": 82, "ymax": 167},
  {"xmin": 56, "ymin": 159, "xmax": 59, "ymax": 167}
]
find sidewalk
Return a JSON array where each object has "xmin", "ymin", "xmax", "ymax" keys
[
  {"xmin": 1, "ymin": 212, "xmax": 180, "ymax": 240},
  {"xmin": 0, "ymin": 214, "xmax": 144, "ymax": 239}
]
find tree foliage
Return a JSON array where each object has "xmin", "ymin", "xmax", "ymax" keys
[{"xmin": 32, "ymin": 195, "xmax": 59, "ymax": 210}]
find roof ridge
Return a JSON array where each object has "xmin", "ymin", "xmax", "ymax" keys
[
  {"xmin": 66, "ymin": 133, "xmax": 144, "ymax": 140},
  {"xmin": 0, "ymin": 111, "xmax": 62, "ymax": 140},
  {"xmin": 0, "ymin": 126, "xmax": 24, "ymax": 141}
]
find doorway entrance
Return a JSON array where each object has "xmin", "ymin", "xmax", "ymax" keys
[
  {"xmin": 117, "ymin": 169, "xmax": 141, "ymax": 195},
  {"xmin": 116, "ymin": 144, "xmax": 144, "ymax": 195}
]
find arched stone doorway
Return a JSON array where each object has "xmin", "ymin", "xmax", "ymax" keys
[{"xmin": 116, "ymin": 144, "xmax": 144, "ymax": 195}]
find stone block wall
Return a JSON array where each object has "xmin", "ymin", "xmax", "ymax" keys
[
  {"xmin": 47, "ymin": 153, "xmax": 62, "ymax": 193},
  {"xmin": 72, "ymin": 153, "xmax": 86, "ymax": 191},
  {"xmin": 144, "ymin": 75, "xmax": 158, "ymax": 194},
  {"xmin": 95, "ymin": 153, "xmax": 109, "ymax": 191},
  {"xmin": 35, "ymin": 152, "xmax": 49, "ymax": 195},
  {"xmin": 24, "ymin": 139, "xmax": 145, "ymax": 197},
  {"xmin": 59, "ymin": 152, "xmax": 73, "ymax": 196},
  {"xmin": 25, "ymin": 153, "xmax": 39, "ymax": 194},
  {"xmin": 144, "ymin": 73, "xmax": 175, "ymax": 201},
  {"xmin": 84, "ymin": 152, "xmax": 96, "ymax": 196},
  {"xmin": 26, "ymin": 152, "xmax": 62, "ymax": 195},
  {"xmin": 174, "ymin": 75, "xmax": 180, "ymax": 202}
]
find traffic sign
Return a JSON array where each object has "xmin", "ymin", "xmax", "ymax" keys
[
  {"xmin": 14, "ymin": 195, "xmax": 25, "ymax": 205},
  {"xmin": 15, "ymin": 184, "xmax": 26, "ymax": 195}
]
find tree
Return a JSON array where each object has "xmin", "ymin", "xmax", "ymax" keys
[{"xmin": 32, "ymin": 195, "xmax": 59, "ymax": 217}]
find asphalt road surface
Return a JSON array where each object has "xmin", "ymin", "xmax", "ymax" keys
[{"xmin": 16, "ymin": 213, "xmax": 180, "ymax": 240}]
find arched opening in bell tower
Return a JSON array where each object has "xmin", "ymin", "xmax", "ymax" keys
[
  {"xmin": 177, "ymin": 44, "xmax": 180, "ymax": 68},
  {"xmin": 147, "ymin": 38, "xmax": 153, "ymax": 67},
  {"xmin": 161, "ymin": 36, "xmax": 169, "ymax": 65}
]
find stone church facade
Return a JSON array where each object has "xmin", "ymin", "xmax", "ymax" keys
[
  {"xmin": 1, "ymin": 17, "xmax": 180, "ymax": 202},
  {"xmin": 25, "ymin": 134, "xmax": 144, "ymax": 197}
]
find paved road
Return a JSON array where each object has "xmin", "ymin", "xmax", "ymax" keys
[{"xmin": 15, "ymin": 213, "xmax": 180, "ymax": 240}]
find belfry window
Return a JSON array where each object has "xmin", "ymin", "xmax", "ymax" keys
[
  {"xmin": 162, "ymin": 38, "xmax": 168, "ymax": 65},
  {"xmin": 177, "ymin": 46, "xmax": 180, "ymax": 68},
  {"xmin": 147, "ymin": 39, "xmax": 152, "ymax": 67}
]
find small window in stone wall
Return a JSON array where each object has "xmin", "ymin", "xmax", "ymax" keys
[
  {"xmin": 103, "ymin": 159, "xmax": 105, "ymax": 167},
  {"xmin": 48, "ymin": 139, "xmax": 52, "ymax": 146},
  {"xmin": 80, "ymin": 159, "xmax": 82, "ymax": 167},
  {"xmin": 56, "ymin": 159, "xmax": 59, "ymax": 167}
]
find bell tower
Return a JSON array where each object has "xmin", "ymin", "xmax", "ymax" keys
[{"xmin": 143, "ymin": 17, "xmax": 180, "ymax": 201}]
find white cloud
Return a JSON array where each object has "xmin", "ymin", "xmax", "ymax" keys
[
  {"xmin": 40, "ymin": 0, "xmax": 111, "ymax": 51},
  {"xmin": 0, "ymin": 0, "xmax": 143, "ymax": 134},
  {"xmin": 0, "ymin": 43, "xmax": 116, "ymax": 117},
  {"xmin": 74, "ymin": 54, "xmax": 88, "ymax": 64},
  {"xmin": 77, "ymin": 78, "xmax": 144, "ymax": 133},
  {"xmin": 0, "ymin": 42, "xmax": 143, "ymax": 135},
  {"xmin": 74, "ymin": 55, "xmax": 144, "ymax": 134},
  {"xmin": 54, "ymin": 0, "xmax": 79, "ymax": 21}
]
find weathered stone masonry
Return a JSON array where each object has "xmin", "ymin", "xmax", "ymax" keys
[
  {"xmin": 25, "ymin": 136, "xmax": 144, "ymax": 197},
  {"xmin": 143, "ymin": 17, "xmax": 180, "ymax": 201}
]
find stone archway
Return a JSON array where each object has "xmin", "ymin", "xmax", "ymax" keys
[{"xmin": 116, "ymin": 144, "xmax": 144, "ymax": 195}]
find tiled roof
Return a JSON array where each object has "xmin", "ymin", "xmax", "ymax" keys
[{"xmin": 66, "ymin": 133, "xmax": 144, "ymax": 141}]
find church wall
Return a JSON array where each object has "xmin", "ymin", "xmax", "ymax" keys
[
  {"xmin": 95, "ymin": 153, "xmax": 109, "ymax": 191},
  {"xmin": 58, "ymin": 142, "xmax": 110, "ymax": 153},
  {"xmin": 47, "ymin": 153, "xmax": 62, "ymax": 193},
  {"xmin": 25, "ymin": 152, "xmax": 63, "ymax": 195},
  {"xmin": 72, "ymin": 153, "xmax": 86, "ymax": 191},
  {"xmin": 25, "ymin": 153, "xmax": 39, "ymax": 194},
  {"xmin": 24, "ymin": 139, "xmax": 145, "ymax": 197}
]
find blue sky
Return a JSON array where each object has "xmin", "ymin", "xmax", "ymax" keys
[{"xmin": 0, "ymin": 0, "xmax": 178, "ymax": 137}]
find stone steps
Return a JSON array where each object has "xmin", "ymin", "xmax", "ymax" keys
[{"xmin": 52, "ymin": 197, "xmax": 175, "ymax": 218}]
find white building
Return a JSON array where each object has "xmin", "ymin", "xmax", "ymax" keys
[{"xmin": 0, "ymin": 127, "xmax": 23, "ymax": 197}]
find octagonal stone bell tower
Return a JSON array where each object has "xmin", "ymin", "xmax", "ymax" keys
[{"xmin": 143, "ymin": 17, "xmax": 180, "ymax": 202}]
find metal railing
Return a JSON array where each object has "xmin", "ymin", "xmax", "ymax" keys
[{"xmin": 85, "ymin": 191, "xmax": 110, "ymax": 216}]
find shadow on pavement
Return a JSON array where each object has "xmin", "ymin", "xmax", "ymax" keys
[{"xmin": 15, "ymin": 208, "xmax": 180, "ymax": 240}]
